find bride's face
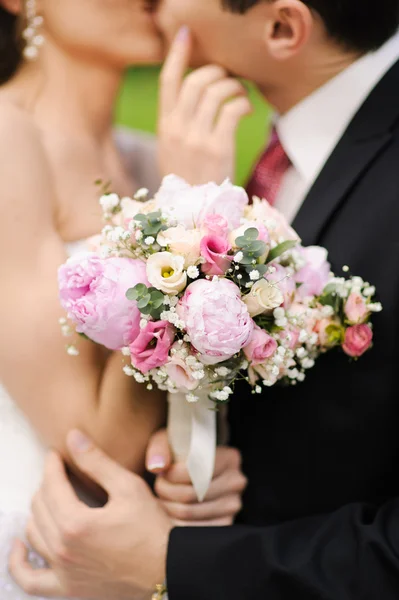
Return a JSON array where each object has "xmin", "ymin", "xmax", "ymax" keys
[{"xmin": 40, "ymin": 0, "xmax": 163, "ymax": 67}]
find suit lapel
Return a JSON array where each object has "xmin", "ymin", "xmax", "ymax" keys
[{"xmin": 292, "ymin": 59, "xmax": 399, "ymax": 247}]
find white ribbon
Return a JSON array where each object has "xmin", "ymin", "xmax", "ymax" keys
[{"xmin": 167, "ymin": 390, "xmax": 216, "ymax": 502}]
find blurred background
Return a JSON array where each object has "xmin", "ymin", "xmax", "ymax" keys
[{"xmin": 115, "ymin": 67, "xmax": 271, "ymax": 186}]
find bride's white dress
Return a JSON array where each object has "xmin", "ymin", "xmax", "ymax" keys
[{"xmin": 0, "ymin": 130, "xmax": 159, "ymax": 599}]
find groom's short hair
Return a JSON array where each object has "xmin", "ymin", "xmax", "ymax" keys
[{"xmin": 222, "ymin": 0, "xmax": 399, "ymax": 53}]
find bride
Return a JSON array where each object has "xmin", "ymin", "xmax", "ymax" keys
[{"xmin": 0, "ymin": 0, "xmax": 249, "ymax": 597}]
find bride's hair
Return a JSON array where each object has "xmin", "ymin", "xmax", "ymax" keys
[{"xmin": 0, "ymin": 7, "xmax": 22, "ymax": 85}]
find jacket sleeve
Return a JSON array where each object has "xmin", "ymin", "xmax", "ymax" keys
[{"xmin": 167, "ymin": 498, "xmax": 399, "ymax": 599}]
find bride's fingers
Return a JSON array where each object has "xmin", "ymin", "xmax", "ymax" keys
[
  {"xmin": 156, "ymin": 468, "xmax": 247, "ymax": 503},
  {"xmin": 192, "ymin": 78, "xmax": 246, "ymax": 134},
  {"xmin": 9, "ymin": 539, "xmax": 64, "ymax": 597},
  {"xmin": 161, "ymin": 494, "xmax": 242, "ymax": 522},
  {"xmin": 26, "ymin": 518, "xmax": 52, "ymax": 564},
  {"xmin": 173, "ymin": 517, "xmax": 233, "ymax": 527},
  {"xmin": 175, "ymin": 65, "xmax": 227, "ymax": 123},
  {"xmin": 213, "ymin": 95, "xmax": 253, "ymax": 142},
  {"xmin": 160, "ymin": 25, "xmax": 192, "ymax": 116}
]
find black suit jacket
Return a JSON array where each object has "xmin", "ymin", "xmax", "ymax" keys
[{"xmin": 167, "ymin": 59, "xmax": 399, "ymax": 599}]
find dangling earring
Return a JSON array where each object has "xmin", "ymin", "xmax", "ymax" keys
[{"xmin": 22, "ymin": 0, "xmax": 44, "ymax": 60}]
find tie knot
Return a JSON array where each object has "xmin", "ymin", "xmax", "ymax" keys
[{"xmin": 246, "ymin": 126, "xmax": 291, "ymax": 206}]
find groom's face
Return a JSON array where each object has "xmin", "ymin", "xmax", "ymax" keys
[{"xmin": 156, "ymin": 0, "xmax": 272, "ymax": 83}]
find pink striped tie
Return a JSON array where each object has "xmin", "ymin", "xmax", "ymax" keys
[{"xmin": 246, "ymin": 127, "xmax": 291, "ymax": 205}]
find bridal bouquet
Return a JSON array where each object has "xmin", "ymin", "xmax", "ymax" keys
[{"xmin": 59, "ymin": 175, "xmax": 381, "ymax": 499}]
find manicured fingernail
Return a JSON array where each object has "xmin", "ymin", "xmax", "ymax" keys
[
  {"xmin": 177, "ymin": 26, "xmax": 189, "ymax": 41},
  {"xmin": 147, "ymin": 455, "xmax": 166, "ymax": 472},
  {"xmin": 68, "ymin": 430, "xmax": 92, "ymax": 454}
]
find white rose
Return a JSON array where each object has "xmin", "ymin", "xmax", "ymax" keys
[
  {"xmin": 120, "ymin": 197, "xmax": 157, "ymax": 220},
  {"xmin": 157, "ymin": 226, "xmax": 202, "ymax": 267},
  {"xmin": 147, "ymin": 252, "xmax": 187, "ymax": 295},
  {"xmin": 243, "ymin": 279, "xmax": 284, "ymax": 317}
]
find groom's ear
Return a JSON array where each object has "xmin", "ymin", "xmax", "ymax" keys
[
  {"xmin": 262, "ymin": 0, "xmax": 314, "ymax": 61},
  {"xmin": 0, "ymin": 0, "xmax": 22, "ymax": 16}
]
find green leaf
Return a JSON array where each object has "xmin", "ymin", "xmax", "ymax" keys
[
  {"xmin": 239, "ymin": 253, "xmax": 255, "ymax": 265},
  {"xmin": 133, "ymin": 213, "xmax": 147, "ymax": 222},
  {"xmin": 135, "ymin": 283, "xmax": 148, "ymax": 296},
  {"xmin": 243, "ymin": 227, "xmax": 259, "ymax": 240},
  {"xmin": 151, "ymin": 291, "xmax": 165, "ymax": 309},
  {"xmin": 137, "ymin": 294, "xmax": 151, "ymax": 309},
  {"xmin": 140, "ymin": 304, "xmax": 153, "ymax": 315},
  {"xmin": 235, "ymin": 235, "xmax": 249, "ymax": 248},
  {"xmin": 247, "ymin": 240, "xmax": 267, "ymax": 254},
  {"xmin": 126, "ymin": 288, "xmax": 139, "ymax": 301},
  {"xmin": 267, "ymin": 240, "xmax": 298, "ymax": 263}
]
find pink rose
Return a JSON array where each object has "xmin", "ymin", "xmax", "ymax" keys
[
  {"xmin": 129, "ymin": 320, "xmax": 175, "ymax": 374},
  {"xmin": 154, "ymin": 175, "xmax": 248, "ymax": 230},
  {"xmin": 266, "ymin": 263, "xmax": 295, "ymax": 307},
  {"xmin": 243, "ymin": 326, "xmax": 277, "ymax": 365},
  {"xmin": 344, "ymin": 292, "xmax": 369, "ymax": 325},
  {"xmin": 178, "ymin": 278, "xmax": 253, "ymax": 364},
  {"xmin": 165, "ymin": 345, "xmax": 200, "ymax": 391},
  {"xmin": 343, "ymin": 324, "xmax": 373, "ymax": 358},
  {"xmin": 295, "ymin": 246, "xmax": 331, "ymax": 298},
  {"xmin": 202, "ymin": 213, "xmax": 229, "ymax": 238},
  {"xmin": 59, "ymin": 254, "xmax": 148, "ymax": 350},
  {"xmin": 200, "ymin": 235, "xmax": 232, "ymax": 276}
]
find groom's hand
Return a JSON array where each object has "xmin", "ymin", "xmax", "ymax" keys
[
  {"xmin": 158, "ymin": 26, "xmax": 253, "ymax": 185},
  {"xmin": 147, "ymin": 429, "xmax": 247, "ymax": 526},
  {"xmin": 9, "ymin": 430, "xmax": 172, "ymax": 600}
]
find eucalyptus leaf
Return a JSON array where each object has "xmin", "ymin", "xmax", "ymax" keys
[
  {"xmin": 137, "ymin": 294, "xmax": 151, "ymax": 309},
  {"xmin": 267, "ymin": 240, "xmax": 298, "ymax": 263},
  {"xmin": 126, "ymin": 288, "xmax": 139, "ymax": 301},
  {"xmin": 135, "ymin": 283, "xmax": 148, "ymax": 296},
  {"xmin": 244, "ymin": 227, "xmax": 259, "ymax": 240},
  {"xmin": 248, "ymin": 240, "xmax": 266, "ymax": 254},
  {"xmin": 235, "ymin": 235, "xmax": 249, "ymax": 248},
  {"xmin": 133, "ymin": 214, "xmax": 147, "ymax": 222}
]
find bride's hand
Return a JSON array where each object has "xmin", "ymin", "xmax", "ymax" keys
[
  {"xmin": 146, "ymin": 430, "xmax": 247, "ymax": 526},
  {"xmin": 158, "ymin": 26, "xmax": 253, "ymax": 185}
]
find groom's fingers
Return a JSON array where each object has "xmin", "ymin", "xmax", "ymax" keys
[
  {"xmin": 26, "ymin": 518, "xmax": 52, "ymax": 564},
  {"xmin": 9, "ymin": 540, "xmax": 63, "ymax": 597},
  {"xmin": 160, "ymin": 25, "xmax": 192, "ymax": 115}
]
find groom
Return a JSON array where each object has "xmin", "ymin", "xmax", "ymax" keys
[{"xmin": 11, "ymin": 0, "xmax": 399, "ymax": 598}]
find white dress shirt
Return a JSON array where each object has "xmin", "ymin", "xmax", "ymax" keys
[{"xmin": 274, "ymin": 30, "xmax": 399, "ymax": 224}]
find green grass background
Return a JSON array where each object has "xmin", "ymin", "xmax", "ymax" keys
[{"xmin": 115, "ymin": 67, "xmax": 270, "ymax": 186}]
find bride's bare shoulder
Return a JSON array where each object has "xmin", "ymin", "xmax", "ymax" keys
[
  {"xmin": 0, "ymin": 102, "xmax": 54, "ymax": 217},
  {"xmin": 0, "ymin": 101, "xmax": 46, "ymax": 160}
]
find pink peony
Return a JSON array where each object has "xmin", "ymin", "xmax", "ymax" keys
[
  {"xmin": 243, "ymin": 326, "xmax": 277, "ymax": 365},
  {"xmin": 200, "ymin": 235, "xmax": 232, "ymax": 276},
  {"xmin": 202, "ymin": 213, "xmax": 229, "ymax": 238},
  {"xmin": 129, "ymin": 320, "xmax": 175, "ymax": 374},
  {"xmin": 344, "ymin": 292, "xmax": 369, "ymax": 325},
  {"xmin": 343, "ymin": 324, "xmax": 373, "ymax": 358},
  {"xmin": 178, "ymin": 278, "xmax": 254, "ymax": 364},
  {"xmin": 245, "ymin": 197, "xmax": 300, "ymax": 243},
  {"xmin": 154, "ymin": 175, "xmax": 248, "ymax": 230},
  {"xmin": 59, "ymin": 254, "xmax": 148, "ymax": 350},
  {"xmin": 295, "ymin": 246, "xmax": 331, "ymax": 298}
]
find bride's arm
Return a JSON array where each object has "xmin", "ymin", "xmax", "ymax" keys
[{"xmin": 0, "ymin": 107, "xmax": 165, "ymax": 476}]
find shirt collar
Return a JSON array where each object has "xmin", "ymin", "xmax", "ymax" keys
[{"xmin": 276, "ymin": 30, "xmax": 399, "ymax": 186}]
